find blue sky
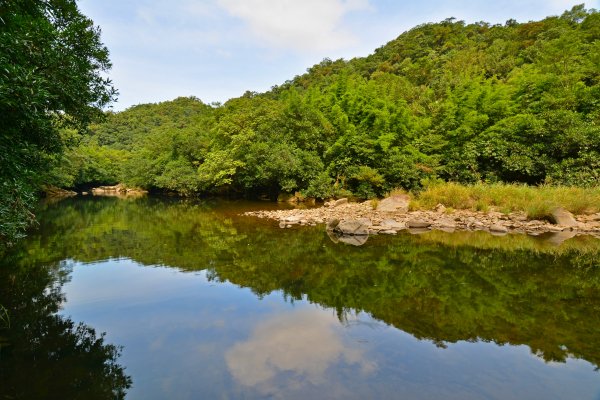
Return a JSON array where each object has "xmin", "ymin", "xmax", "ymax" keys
[{"xmin": 79, "ymin": 0, "xmax": 600, "ymax": 110}]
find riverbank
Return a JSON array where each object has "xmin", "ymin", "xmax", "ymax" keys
[{"xmin": 244, "ymin": 198, "xmax": 600, "ymax": 238}]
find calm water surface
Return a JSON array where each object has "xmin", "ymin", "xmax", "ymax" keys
[{"xmin": 1, "ymin": 197, "xmax": 600, "ymax": 399}]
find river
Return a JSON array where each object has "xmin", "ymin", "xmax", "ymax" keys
[{"xmin": 1, "ymin": 196, "xmax": 599, "ymax": 399}]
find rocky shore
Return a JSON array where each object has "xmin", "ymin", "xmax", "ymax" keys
[
  {"xmin": 90, "ymin": 184, "xmax": 147, "ymax": 197},
  {"xmin": 244, "ymin": 195, "xmax": 600, "ymax": 242}
]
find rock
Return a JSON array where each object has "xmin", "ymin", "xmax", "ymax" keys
[
  {"xmin": 283, "ymin": 215, "xmax": 302, "ymax": 223},
  {"xmin": 380, "ymin": 229, "xmax": 397, "ymax": 235},
  {"xmin": 91, "ymin": 184, "xmax": 147, "ymax": 197},
  {"xmin": 435, "ymin": 219, "xmax": 456, "ymax": 229},
  {"xmin": 407, "ymin": 220, "xmax": 431, "ymax": 229},
  {"xmin": 509, "ymin": 212, "xmax": 528, "ymax": 222},
  {"xmin": 471, "ymin": 221, "xmax": 486, "ymax": 230},
  {"xmin": 380, "ymin": 219, "xmax": 404, "ymax": 230},
  {"xmin": 81, "ymin": 192, "xmax": 88, "ymax": 195},
  {"xmin": 42, "ymin": 185, "xmax": 77, "ymax": 198},
  {"xmin": 356, "ymin": 217, "xmax": 372, "ymax": 225},
  {"xmin": 333, "ymin": 198, "xmax": 348, "ymax": 207},
  {"xmin": 489, "ymin": 223, "xmax": 508, "ymax": 233},
  {"xmin": 326, "ymin": 218, "xmax": 340, "ymax": 231},
  {"xmin": 334, "ymin": 219, "xmax": 369, "ymax": 236},
  {"xmin": 376, "ymin": 194, "xmax": 410, "ymax": 213},
  {"xmin": 550, "ymin": 207, "xmax": 579, "ymax": 227},
  {"xmin": 435, "ymin": 203, "xmax": 446, "ymax": 213}
]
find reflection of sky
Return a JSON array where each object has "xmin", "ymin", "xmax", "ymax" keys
[
  {"xmin": 225, "ymin": 308, "xmax": 376, "ymax": 397},
  {"xmin": 60, "ymin": 259, "xmax": 600, "ymax": 400}
]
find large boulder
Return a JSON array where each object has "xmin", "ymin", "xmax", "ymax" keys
[
  {"xmin": 334, "ymin": 219, "xmax": 369, "ymax": 236},
  {"xmin": 550, "ymin": 207, "xmax": 578, "ymax": 227},
  {"xmin": 376, "ymin": 194, "xmax": 410, "ymax": 213}
]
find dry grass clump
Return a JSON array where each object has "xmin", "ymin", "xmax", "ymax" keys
[{"xmin": 412, "ymin": 183, "xmax": 600, "ymax": 218}]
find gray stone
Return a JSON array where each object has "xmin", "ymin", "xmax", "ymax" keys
[
  {"xmin": 489, "ymin": 223, "xmax": 508, "ymax": 233},
  {"xmin": 380, "ymin": 229, "xmax": 398, "ymax": 235},
  {"xmin": 550, "ymin": 207, "xmax": 579, "ymax": 227},
  {"xmin": 435, "ymin": 219, "xmax": 456, "ymax": 229},
  {"xmin": 284, "ymin": 215, "xmax": 301, "ymax": 223},
  {"xmin": 356, "ymin": 217, "xmax": 373, "ymax": 226},
  {"xmin": 407, "ymin": 220, "xmax": 431, "ymax": 228},
  {"xmin": 376, "ymin": 194, "xmax": 410, "ymax": 213},
  {"xmin": 333, "ymin": 198, "xmax": 348, "ymax": 207},
  {"xmin": 334, "ymin": 219, "xmax": 369, "ymax": 236},
  {"xmin": 380, "ymin": 219, "xmax": 405, "ymax": 230}
]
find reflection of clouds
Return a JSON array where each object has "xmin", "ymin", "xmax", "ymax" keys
[{"xmin": 226, "ymin": 308, "xmax": 376, "ymax": 393}]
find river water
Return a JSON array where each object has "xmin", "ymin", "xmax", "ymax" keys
[{"xmin": 1, "ymin": 196, "xmax": 599, "ymax": 399}]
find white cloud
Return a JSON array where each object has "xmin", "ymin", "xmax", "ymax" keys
[
  {"xmin": 225, "ymin": 308, "xmax": 376, "ymax": 395},
  {"xmin": 217, "ymin": 0, "xmax": 371, "ymax": 52}
]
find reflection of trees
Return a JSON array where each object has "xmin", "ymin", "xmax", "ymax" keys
[
  {"xmin": 14, "ymin": 197, "xmax": 600, "ymax": 371},
  {"xmin": 0, "ymin": 255, "xmax": 131, "ymax": 399}
]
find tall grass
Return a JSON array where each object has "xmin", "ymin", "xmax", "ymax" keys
[{"xmin": 410, "ymin": 183, "xmax": 600, "ymax": 218}]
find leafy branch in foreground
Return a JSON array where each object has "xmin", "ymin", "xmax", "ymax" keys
[{"xmin": 0, "ymin": 0, "xmax": 116, "ymax": 247}]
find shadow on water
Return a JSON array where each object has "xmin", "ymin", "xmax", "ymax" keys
[
  {"xmin": 1, "ymin": 195, "xmax": 600, "ymax": 396},
  {"xmin": 0, "ymin": 253, "xmax": 132, "ymax": 399}
]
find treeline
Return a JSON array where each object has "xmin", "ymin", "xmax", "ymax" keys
[
  {"xmin": 51, "ymin": 5, "xmax": 600, "ymax": 199},
  {"xmin": 0, "ymin": 0, "xmax": 115, "ymax": 247}
]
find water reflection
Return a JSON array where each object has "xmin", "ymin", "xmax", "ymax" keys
[
  {"xmin": 1, "ymin": 197, "xmax": 600, "ymax": 399},
  {"xmin": 0, "ymin": 256, "xmax": 131, "ymax": 399},
  {"xmin": 226, "ymin": 308, "xmax": 375, "ymax": 393}
]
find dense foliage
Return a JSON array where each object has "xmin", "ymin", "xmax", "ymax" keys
[
  {"xmin": 0, "ymin": 0, "xmax": 116, "ymax": 247},
  {"xmin": 55, "ymin": 5, "xmax": 600, "ymax": 199}
]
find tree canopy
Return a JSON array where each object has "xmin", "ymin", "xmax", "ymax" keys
[
  {"xmin": 55, "ymin": 5, "xmax": 599, "ymax": 200},
  {"xmin": 0, "ymin": 0, "xmax": 116, "ymax": 246}
]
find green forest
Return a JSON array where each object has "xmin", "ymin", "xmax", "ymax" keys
[
  {"xmin": 2, "ymin": 3, "xmax": 600, "ymax": 245},
  {"xmin": 50, "ymin": 5, "xmax": 600, "ymax": 199}
]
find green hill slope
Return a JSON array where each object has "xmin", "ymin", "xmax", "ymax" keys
[{"xmin": 52, "ymin": 5, "xmax": 600, "ymax": 198}]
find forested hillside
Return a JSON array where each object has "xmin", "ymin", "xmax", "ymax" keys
[{"xmin": 52, "ymin": 5, "xmax": 600, "ymax": 199}]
